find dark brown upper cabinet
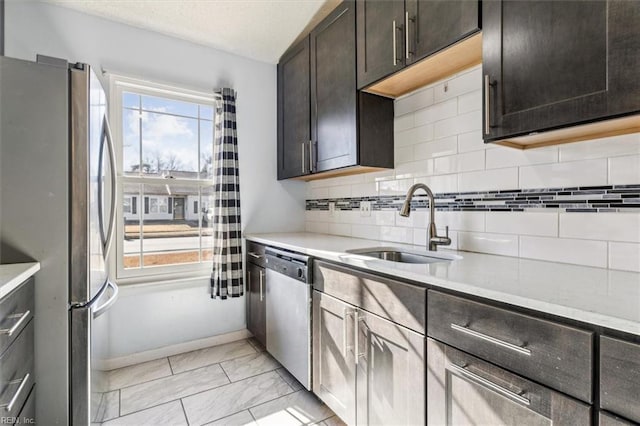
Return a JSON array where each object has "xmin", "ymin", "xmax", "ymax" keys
[
  {"xmin": 278, "ymin": 1, "xmax": 393, "ymax": 181},
  {"xmin": 277, "ymin": 38, "xmax": 311, "ymax": 180},
  {"xmin": 357, "ymin": 0, "xmax": 481, "ymax": 96},
  {"xmin": 483, "ymin": 0, "xmax": 640, "ymax": 148},
  {"xmin": 406, "ymin": 0, "xmax": 480, "ymax": 64}
]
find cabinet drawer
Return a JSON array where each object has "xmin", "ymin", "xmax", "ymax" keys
[
  {"xmin": 0, "ymin": 321, "xmax": 34, "ymax": 419},
  {"xmin": 0, "ymin": 278, "xmax": 34, "ymax": 356},
  {"xmin": 427, "ymin": 290, "xmax": 593, "ymax": 402},
  {"xmin": 246, "ymin": 241, "xmax": 267, "ymax": 268},
  {"xmin": 427, "ymin": 338, "xmax": 591, "ymax": 426},
  {"xmin": 313, "ymin": 260, "xmax": 426, "ymax": 334},
  {"xmin": 600, "ymin": 336, "xmax": 640, "ymax": 423}
]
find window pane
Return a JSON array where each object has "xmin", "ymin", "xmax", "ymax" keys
[
  {"xmin": 200, "ymin": 105, "xmax": 214, "ymax": 121},
  {"xmin": 123, "ymin": 109, "xmax": 141, "ymax": 176},
  {"xmin": 123, "ymin": 92, "xmax": 140, "ymax": 109},
  {"xmin": 141, "ymin": 95, "xmax": 198, "ymax": 118},
  {"xmin": 123, "ymin": 183, "xmax": 141, "ymax": 270},
  {"xmin": 201, "ymin": 186, "xmax": 214, "ymax": 262},
  {"xmin": 141, "ymin": 112, "xmax": 199, "ymax": 177},
  {"xmin": 200, "ymin": 120, "xmax": 214, "ymax": 179},
  {"xmin": 141, "ymin": 184, "xmax": 201, "ymax": 268}
]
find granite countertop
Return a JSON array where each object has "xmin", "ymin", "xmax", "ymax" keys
[
  {"xmin": 246, "ymin": 232, "xmax": 640, "ymax": 336},
  {"xmin": 0, "ymin": 262, "xmax": 40, "ymax": 299}
]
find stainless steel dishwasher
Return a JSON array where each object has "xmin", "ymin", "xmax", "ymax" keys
[{"xmin": 264, "ymin": 247, "xmax": 312, "ymax": 390}]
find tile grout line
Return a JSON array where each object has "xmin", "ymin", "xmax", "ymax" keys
[
  {"xmin": 116, "ymin": 368, "xmax": 284, "ymax": 420},
  {"xmin": 179, "ymin": 398, "xmax": 190, "ymax": 426},
  {"xmin": 116, "ymin": 340, "xmax": 256, "ymax": 391},
  {"xmin": 168, "ymin": 356, "xmax": 175, "ymax": 375}
]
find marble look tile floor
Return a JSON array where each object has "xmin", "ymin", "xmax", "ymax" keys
[{"xmin": 94, "ymin": 338, "xmax": 345, "ymax": 426}]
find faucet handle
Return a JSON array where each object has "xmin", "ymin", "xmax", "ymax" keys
[{"xmin": 444, "ymin": 226, "xmax": 449, "ymax": 238}]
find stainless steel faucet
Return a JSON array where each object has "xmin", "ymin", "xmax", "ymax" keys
[{"xmin": 400, "ymin": 183, "xmax": 451, "ymax": 251}]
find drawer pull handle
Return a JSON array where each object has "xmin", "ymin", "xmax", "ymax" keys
[
  {"xmin": 343, "ymin": 308, "xmax": 353, "ymax": 358},
  {"xmin": 1, "ymin": 373, "xmax": 30, "ymax": 412},
  {"xmin": 0, "ymin": 310, "xmax": 31, "ymax": 337},
  {"xmin": 451, "ymin": 323, "xmax": 531, "ymax": 356},
  {"xmin": 448, "ymin": 364, "xmax": 530, "ymax": 406},
  {"xmin": 248, "ymin": 252, "xmax": 263, "ymax": 260}
]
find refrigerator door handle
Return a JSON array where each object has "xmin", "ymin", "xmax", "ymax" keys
[
  {"xmin": 92, "ymin": 280, "xmax": 119, "ymax": 319},
  {"xmin": 102, "ymin": 115, "xmax": 117, "ymax": 259}
]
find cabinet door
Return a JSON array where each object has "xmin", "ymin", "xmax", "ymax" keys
[
  {"xmin": 356, "ymin": 0, "xmax": 406, "ymax": 89},
  {"xmin": 406, "ymin": 0, "xmax": 480, "ymax": 64},
  {"xmin": 311, "ymin": 1, "xmax": 358, "ymax": 172},
  {"xmin": 313, "ymin": 291, "xmax": 357, "ymax": 426},
  {"xmin": 427, "ymin": 338, "xmax": 591, "ymax": 426},
  {"xmin": 483, "ymin": 0, "xmax": 640, "ymax": 141},
  {"xmin": 277, "ymin": 37, "xmax": 311, "ymax": 180},
  {"xmin": 356, "ymin": 309, "xmax": 425, "ymax": 426},
  {"xmin": 247, "ymin": 263, "xmax": 266, "ymax": 346}
]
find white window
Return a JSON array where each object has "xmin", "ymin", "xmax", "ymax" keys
[{"xmin": 111, "ymin": 75, "xmax": 216, "ymax": 281}]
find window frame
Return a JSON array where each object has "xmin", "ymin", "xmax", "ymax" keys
[{"xmin": 110, "ymin": 74, "xmax": 217, "ymax": 283}]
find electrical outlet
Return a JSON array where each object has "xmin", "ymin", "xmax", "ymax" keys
[
  {"xmin": 329, "ymin": 202, "xmax": 336, "ymax": 217},
  {"xmin": 360, "ymin": 201, "xmax": 372, "ymax": 217}
]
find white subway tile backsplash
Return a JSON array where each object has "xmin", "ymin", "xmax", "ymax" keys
[
  {"xmin": 329, "ymin": 223, "xmax": 351, "ymax": 237},
  {"xmin": 394, "ymin": 114, "xmax": 414, "ymax": 133},
  {"xmin": 395, "ymin": 124, "xmax": 434, "ymax": 147},
  {"xmin": 434, "ymin": 110, "xmax": 482, "ymax": 139},
  {"xmin": 350, "ymin": 182, "xmax": 378, "ymax": 197},
  {"xmin": 394, "ymin": 159, "xmax": 435, "ymax": 179},
  {"xmin": 434, "ymin": 67, "xmax": 482, "ymax": 102},
  {"xmin": 520, "ymin": 236, "xmax": 608, "ymax": 268},
  {"xmin": 305, "ymin": 70, "xmax": 640, "ymax": 273},
  {"xmin": 486, "ymin": 146, "xmax": 558, "ymax": 169},
  {"xmin": 395, "ymin": 146, "xmax": 415, "ymax": 164},
  {"xmin": 457, "ymin": 130, "xmax": 487, "ymax": 153},
  {"xmin": 396, "ymin": 211, "xmax": 427, "ymax": 228},
  {"xmin": 414, "ymin": 99, "xmax": 458, "ymax": 126},
  {"xmin": 458, "ymin": 232, "xmax": 519, "ymax": 256},
  {"xmin": 395, "ymin": 87, "xmax": 435, "ymax": 116},
  {"xmin": 560, "ymin": 212, "xmax": 640, "ymax": 243},
  {"xmin": 458, "ymin": 167, "xmax": 519, "ymax": 192},
  {"xmin": 306, "ymin": 222, "xmax": 329, "ymax": 234},
  {"xmin": 414, "ymin": 174, "xmax": 459, "ymax": 194},
  {"xmin": 609, "ymin": 154, "xmax": 640, "ymax": 185},
  {"xmin": 434, "ymin": 211, "xmax": 485, "ymax": 232},
  {"xmin": 609, "ymin": 242, "xmax": 640, "ymax": 272},
  {"xmin": 328, "ymin": 185, "xmax": 351, "ymax": 199},
  {"xmin": 519, "ymin": 159, "xmax": 607, "ymax": 189},
  {"xmin": 377, "ymin": 178, "xmax": 413, "ymax": 195},
  {"xmin": 305, "ymin": 210, "xmax": 329, "ymax": 223},
  {"xmin": 559, "ymin": 133, "xmax": 640, "ymax": 162},
  {"xmin": 486, "ymin": 212, "xmax": 558, "ymax": 237},
  {"xmin": 351, "ymin": 224, "xmax": 381, "ymax": 241},
  {"xmin": 308, "ymin": 187, "xmax": 329, "ymax": 199},
  {"xmin": 457, "ymin": 90, "xmax": 482, "ymax": 114},
  {"xmin": 414, "ymin": 136, "xmax": 458, "ymax": 160},
  {"xmin": 380, "ymin": 226, "xmax": 414, "ymax": 244},
  {"xmin": 434, "ymin": 151, "xmax": 485, "ymax": 175}
]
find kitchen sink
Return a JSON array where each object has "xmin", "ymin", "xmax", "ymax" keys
[{"xmin": 346, "ymin": 247, "xmax": 462, "ymax": 264}]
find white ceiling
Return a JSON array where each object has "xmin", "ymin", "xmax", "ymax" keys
[{"xmin": 45, "ymin": 0, "xmax": 341, "ymax": 63}]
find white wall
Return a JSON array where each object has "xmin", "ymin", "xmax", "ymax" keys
[
  {"xmin": 5, "ymin": 2, "xmax": 306, "ymax": 420},
  {"xmin": 306, "ymin": 65, "xmax": 640, "ymax": 272}
]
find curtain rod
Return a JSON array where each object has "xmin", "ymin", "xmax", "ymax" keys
[{"xmin": 101, "ymin": 67, "xmax": 236, "ymax": 100}]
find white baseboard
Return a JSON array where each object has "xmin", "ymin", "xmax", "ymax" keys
[{"xmin": 98, "ymin": 329, "xmax": 252, "ymax": 370}]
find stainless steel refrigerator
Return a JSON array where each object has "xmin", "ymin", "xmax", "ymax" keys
[{"xmin": 0, "ymin": 55, "xmax": 119, "ymax": 425}]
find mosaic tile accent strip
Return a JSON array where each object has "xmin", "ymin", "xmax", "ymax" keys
[{"xmin": 306, "ymin": 185, "xmax": 640, "ymax": 213}]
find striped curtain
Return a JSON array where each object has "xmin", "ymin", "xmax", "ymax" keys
[{"xmin": 210, "ymin": 88, "xmax": 243, "ymax": 299}]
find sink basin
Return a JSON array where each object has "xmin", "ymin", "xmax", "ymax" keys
[{"xmin": 346, "ymin": 247, "xmax": 461, "ymax": 264}]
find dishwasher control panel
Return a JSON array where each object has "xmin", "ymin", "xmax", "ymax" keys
[{"xmin": 264, "ymin": 247, "xmax": 311, "ymax": 284}]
